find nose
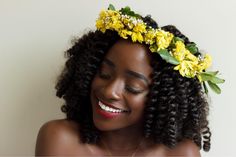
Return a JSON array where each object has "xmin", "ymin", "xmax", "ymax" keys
[{"xmin": 101, "ymin": 79, "xmax": 124, "ymax": 101}]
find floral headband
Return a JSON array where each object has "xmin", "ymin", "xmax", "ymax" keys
[{"xmin": 96, "ymin": 4, "xmax": 224, "ymax": 94}]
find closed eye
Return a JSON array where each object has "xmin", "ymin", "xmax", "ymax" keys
[
  {"xmin": 125, "ymin": 85, "xmax": 143, "ymax": 94},
  {"xmin": 98, "ymin": 71, "xmax": 144, "ymax": 94}
]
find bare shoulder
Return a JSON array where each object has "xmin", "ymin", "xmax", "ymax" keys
[
  {"xmin": 165, "ymin": 139, "xmax": 201, "ymax": 157},
  {"xmin": 35, "ymin": 119, "xmax": 84, "ymax": 156}
]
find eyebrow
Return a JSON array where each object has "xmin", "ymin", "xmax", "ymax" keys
[
  {"xmin": 103, "ymin": 58, "xmax": 149, "ymax": 85},
  {"xmin": 126, "ymin": 70, "xmax": 149, "ymax": 85},
  {"xmin": 103, "ymin": 58, "xmax": 115, "ymax": 68}
]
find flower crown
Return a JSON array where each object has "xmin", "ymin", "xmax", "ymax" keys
[{"xmin": 96, "ymin": 4, "xmax": 224, "ymax": 94}]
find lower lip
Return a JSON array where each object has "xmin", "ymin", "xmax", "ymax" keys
[{"xmin": 96, "ymin": 103, "xmax": 124, "ymax": 119}]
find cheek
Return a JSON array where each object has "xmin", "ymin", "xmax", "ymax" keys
[
  {"xmin": 123, "ymin": 94, "xmax": 148, "ymax": 125},
  {"xmin": 127, "ymin": 94, "xmax": 148, "ymax": 114}
]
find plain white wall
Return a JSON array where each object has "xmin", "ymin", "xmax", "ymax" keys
[{"xmin": 0, "ymin": 0, "xmax": 235, "ymax": 156}]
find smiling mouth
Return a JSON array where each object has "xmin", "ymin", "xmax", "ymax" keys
[{"xmin": 98, "ymin": 100, "xmax": 130, "ymax": 113}]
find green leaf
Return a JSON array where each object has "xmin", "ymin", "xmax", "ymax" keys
[
  {"xmin": 199, "ymin": 73, "xmax": 225, "ymax": 84},
  {"xmin": 202, "ymin": 81, "xmax": 208, "ymax": 94},
  {"xmin": 120, "ymin": 6, "xmax": 131, "ymax": 15},
  {"xmin": 202, "ymin": 71, "xmax": 219, "ymax": 76},
  {"xmin": 158, "ymin": 49, "xmax": 179, "ymax": 65},
  {"xmin": 173, "ymin": 37, "xmax": 184, "ymax": 42},
  {"xmin": 119, "ymin": 6, "xmax": 141, "ymax": 18},
  {"xmin": 108, "ymin": 4, "xmax": 115, "ymax": 10},
  {"xmin": 186, "ymin": 43, "xmax": 198, "ymax": 54},
  {"xmin": 207, "ymin": 81, "xmax": 221, "ymax": 94}
]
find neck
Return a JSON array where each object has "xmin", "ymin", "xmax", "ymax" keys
[{"xmin": 100, "ymin": 124, "xmax": 144, "ymax": 151}]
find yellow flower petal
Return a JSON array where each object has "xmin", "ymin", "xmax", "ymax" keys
[{"xmin": 156, "ymin": 29, "xmax": 174, "ymax": 50}]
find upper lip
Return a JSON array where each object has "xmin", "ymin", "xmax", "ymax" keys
[{"xmin": 98, "ymin": 99, "xmax": 129, "ymax": 112}]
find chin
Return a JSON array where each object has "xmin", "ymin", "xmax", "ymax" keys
[
  {"xmin": 92, "ymin": 112, "xmax": 131, "ymax": 131},
  {"xmin": 92, "ymin": 117, "xmax": 119, "ymax": 131}
]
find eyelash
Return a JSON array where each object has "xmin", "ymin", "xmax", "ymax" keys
[
  {"xmin": 98, "ymin": 71, "xmax": 143, "ymax": 95},
  {"xmin": 125, "ymin": 86, "xmax": 143, "ymax": 94}
]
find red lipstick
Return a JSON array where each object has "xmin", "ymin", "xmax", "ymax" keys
[
  {"xmin": 96, "ymin": 101, "xmax": 125, "ymax": 119},
  {"xmin": 96, "ymin": 107, "xmax": 122, "ymax": 118}
]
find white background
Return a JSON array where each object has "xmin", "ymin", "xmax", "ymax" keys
[{"xmin": 0, "ymin": 0, "xmax": 235, "ymax": 156}]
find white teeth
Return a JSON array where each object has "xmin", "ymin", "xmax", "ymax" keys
[{"xmin": 98, "ymin": 101, "xmax": 123, "ymax": 113}]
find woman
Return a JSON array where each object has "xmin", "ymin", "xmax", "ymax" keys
[{"xmin": 35, "ymin": 5, "xmax": 223, "ymax": 156}]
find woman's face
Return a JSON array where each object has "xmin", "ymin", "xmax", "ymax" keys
[{"xmin": 90, "ymin": 39, "xmax": 153, "ymax": 131}]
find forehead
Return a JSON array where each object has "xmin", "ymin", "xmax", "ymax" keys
[{"xmin": 105, "ymin": 40, "xmax": 153, "ymax": 76}]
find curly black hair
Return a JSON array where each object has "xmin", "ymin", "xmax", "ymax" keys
[{"xmin": 55, "ymin": 15, "xmax": 211, "ymax": 152}]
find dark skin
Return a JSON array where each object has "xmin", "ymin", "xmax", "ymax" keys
[{"xmin": 35, "ymin": 40, "xmax": 201, "ymax": 156}]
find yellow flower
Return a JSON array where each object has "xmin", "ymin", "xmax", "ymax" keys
[
  {"xmin": 98, "ymin": 10, "xmax": 108, "ymax": 19},
  {"xmin": 156, "ymin": 29, "xmax": 174, "ymax": 50},
  {"xmin": 96, "ymin": 10, "xmax": 108, "ymax": 32},
  {"xmin": 131, "ymin": 32, "xmax": 143, "ymax": 43},
  {"xmin": 122, "ymin": 17, "xmax": 134, "ymax": 29},
  {"xmin": 172, "ymin": 41, "xmax": 186, "ymax": 61},
  {"xmin": 96, "ymin": 10, "xmax": 123, "ymax": 32},
  {"xmin": 111, "ymin": 19, "xmax": 124, "ymax": 31},
  {"xmin": 173, "ymin": 41, "xmax": 199, "ymax": 63},
  {"xmin": 144, "ymin": 29, "xmax": 156, "ymax": 45},
  {"xmin": 119, "ymin": 29, "xmax": 132, "ymax": 39},
  {"xmin": 106, "ymin": 10, "xmax": 120, "ymax": 19},
  {"xmin": 172, "ymin": 41, "xmax": 202, "ymax": 77},
  {"xmin": 96, "ymin": 19, "xmax": 106, "ymax": 32},
  {"xmin": 133, "ymin": 22, "xmax": 146, "ymax": 33},
  {"xmin": 198, "ymin": 54, "xmax": 212, "ymax": 72},
  {"xmin": 174, "ymin": 60, "xmax": 198, "ymax": 78},
  {"xmin": 203, "ymin": 54, "xmax": 212, "ymax": 68},
  {"xmin": 186, "ymin": 52, "xmax": 199, "ymax": 63}
]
